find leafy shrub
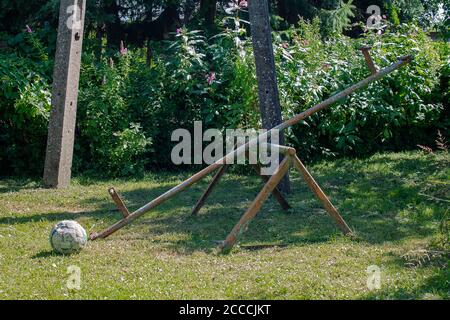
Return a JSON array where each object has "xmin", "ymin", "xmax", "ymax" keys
[
  {"xmin": 273, "ymin": 21, "xmax": 446, "ymax": 159},
  {"xmin": 77, "ymin": 51, "xmax": 151, "ymax": 176},
  {"xmin": 0, "ymin": 20, "xmax": 447, "ymax": 176}
]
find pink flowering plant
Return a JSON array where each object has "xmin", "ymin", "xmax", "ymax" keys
[{"xmin": 120, "ymin": 41, "xmax": 128, "ymax": 56}]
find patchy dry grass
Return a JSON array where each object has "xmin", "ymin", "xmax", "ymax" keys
[{"xmin": 0, "ymin": 152, "xmax": 448, "ymax": 300}]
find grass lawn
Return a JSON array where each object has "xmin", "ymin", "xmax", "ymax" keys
[{"xmin": 0, "ymin": 151, "xmax": 448, "ymax": 300}]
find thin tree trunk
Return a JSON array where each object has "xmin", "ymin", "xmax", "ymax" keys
[
  {"xmin": 145, "ymin": 1, "xmax": 154, "ymax": 66},
  {"xmin": 277, "ymin": 0, "xmax": 288, "ymax": 21},
  {"xmin": 248, "ymin": 0, "xmax": 291, "ymax": 193},
  {"xmin": 183, "ymin": 0, "xmax": 197, "ymax": 25},
  {"xmin": 104, "ymin": 0, "xmax": 122, "ymax": 48},
  {"xmin": 95, "ymin": 24, "xmax": 104, "ymax": 62}
]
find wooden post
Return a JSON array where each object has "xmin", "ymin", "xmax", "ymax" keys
[
  {"xmin": 219, "ymin": 157, "xmax": 291, "ymax": 253},
  {"xmin": 248, "ymin": 0, "xmax": 291, "ymax": 193},
  {"xmin": 109, "ymin": 188, "xmax": 130, "ymax": 218},
  {"xmin": 251, "ymin": 164, "xmax": 291, "ymax": 211},
  {"xmin": 44, "ymin": 0, "xmax": 86, "ymax": 188},
  {"xmin": 192, "ymin": 165, "xmax": 229, "ymax": 216},
  {"xmin": 360, "ymin": 46, "xmax": 378, "ymax": 75}
]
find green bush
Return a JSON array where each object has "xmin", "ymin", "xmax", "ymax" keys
[
  {"xmin": 77, "ymin": 51, "xmax": 152, "ymax": 176},
  {"xmin": 274, "ymin": 21, "xmax": 446, "ymax": 159},
  {"xmin": 0, "ymin": 20, "xmax": 448, "ymax": 176},
  {"xmin": 0, "ymin": 31, "xmax": 52, "ymax": 175}
]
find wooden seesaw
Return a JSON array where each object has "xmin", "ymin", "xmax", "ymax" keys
[{"xmin": 89, "ymin": 52, "xmax": 413, "ymax": 253}]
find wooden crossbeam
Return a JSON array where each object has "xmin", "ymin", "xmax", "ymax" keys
[
  {"xmin": 219, "ymin": 157, "xmax": 292, "ymax": 253},
  {"xmin": 192, "ymin": 165, "xmax": 229, "ymax": 216}
]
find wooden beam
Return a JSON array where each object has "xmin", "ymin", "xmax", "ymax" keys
[
  {"xmin": 251, "ymin": 164, "xmax": 291, "ymax": 211},
  {"xmin": 109, "ymin": 188, "xmax": 130, "ymax": 218},
  {"xmin": 219, "ymin": 157, "xmax": 291, "ymax": 253},
  {"xmin": 192, "ymin": 165, "xmax": 229, "ymax": 216},
  {"xmin": 291, "ymin": 155, "xmax": 352, "ymax": 235}
]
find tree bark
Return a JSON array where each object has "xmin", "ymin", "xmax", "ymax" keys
[
  {"xmin": 248, "ymin": 0, "xmax": 291, "ymax": 193},
  {"xmin": 277, "ymin": 0, "xmax": 288, "ymax": 21},
  {"xmin": 95, "ymin": 24, "xmax": 104, "ymax": 62},
  {"xmin": 104, "ymin": 0, "xmax": 122, "ymax": 48}
]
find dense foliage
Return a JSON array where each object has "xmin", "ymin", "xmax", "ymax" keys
[
  {"xmin": 1, "ymin": 1, "xmax": 448, "ymax": 43},
  {"xmin": 0, "ymin": 12, "xmax": 448, "ymax": 176}
]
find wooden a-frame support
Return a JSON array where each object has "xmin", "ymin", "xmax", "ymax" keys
[
  {"xmin": 191, "ymin": 163, "xmax": 291, "ymax": 217},
  {"xmin": 218, "ymin": 145, "xmax": 352, "ymax": 253},
  {"xmin": 89, "ymin": 55, "xmax": 412, "ymax": 254},
  {"xmin": 187, "ymin": 144, "xmax": 351, "ymax": 253}
]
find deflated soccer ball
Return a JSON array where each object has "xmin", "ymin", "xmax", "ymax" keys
[{"xmin": 50, "ymin": 221, "xmax": 88, "ymax": 254}]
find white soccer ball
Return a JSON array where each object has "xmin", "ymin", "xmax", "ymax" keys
[{"xmin": 50, "ymin": 220, "xmax": 88, "ymax": 254}]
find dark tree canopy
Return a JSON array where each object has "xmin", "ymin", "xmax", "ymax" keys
[
  {"xmin": 0, "ymin": 0, "xmax": 447, "ymax": 177},
  {"xmin": 1, "ymin": 0, "xmax": 446, "ymax": 48}
]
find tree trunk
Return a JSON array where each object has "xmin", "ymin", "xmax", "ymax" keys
[
  {"xmin": 146, "ymin": 39, "xmax": 153, "ymax": 66},
  {"xmin": 144, "ymin": 1, "xmax": 154, "ymax": 66},
  {"xmin": 248, "ymin": 0, "xmax": 291, "ymax": 193},
  {"xmin": 183, "ymin": 0, "xmax": 197, "ymax": 25},
  {"xmin": 95, "ymin": 24, "xmax": 104, "ymax": 62},
  {"xmin": 200, "ymin": 0, "xmax": 217, "ymax": 27},
  {"xmin": 104, "ymin": 0, "xmax": 122, "ymax": 48},
  {"xmin": 277, "ymin": 0, "xmax": 288, "ymax": 21}
]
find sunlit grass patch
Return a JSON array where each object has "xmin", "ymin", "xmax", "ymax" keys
[{"xmin": 0, "ymin": 151, "xmax": 448, "ymax": 299}]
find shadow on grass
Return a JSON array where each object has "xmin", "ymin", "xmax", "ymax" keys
[
  {"xmin": 309, "ymin": 154, "xmax": 448, "ymax": 244},
  {"xmin": 31, "ymin": 249, "xmax": 87, "ymax": 259},
  {"xmin": 1, "ymin": 153, "xmax": 447, "ymax": 255},
  {"xmin": 69, "ymin": 154, "xmax": 450, "ymax": 253},
  {"xmin": 31, "ymin": 250, "xmax": 58, "ymax": 259},
  {"xmin": 0, "ymin": 178, "xmax": 43, "ymax": 194},
  {"xmin": 0, "ymin": 209, "xmax": 122, "ymax": 226},
  {"xmin": 57, "ymin": 173, "xmax": 333, "ymax": 253},
  {"xmin": 81, "ymin": 153, "xmax": 445, "ymax": 253}
]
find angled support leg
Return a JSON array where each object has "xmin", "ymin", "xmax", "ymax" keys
[
  {"xmin": 193, "ymin": 142, "xmax": 292, "ymax": 215},
  {"xmin": 109, "ymin": 188, "xmax": 130, "ymax": 218},
  {"xmin": 291, "ymin": 154, "xmax": 352, "ymax": 235},
  {"xmin": 247, "ymin": 144, "xmax": 291, "ymax": 211},
  {"xmin": 251, "ymin": 164, "xmax": 291, "ymax": 211},
  {"xmin": 192, "ymin": 165, "xmax": 229, "ymax": 216},
  {"xmin": 192, "ymin": 143, "xmax": 242, "ymax": 216},
  {"xmin": 219, "ymin": 157, "xmax": 291, "ymax": 254}
]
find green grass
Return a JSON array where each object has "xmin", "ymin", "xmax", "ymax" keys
[{"xmin": 0, "ymin": 151, "xmax": 448, "ymax": 300}]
